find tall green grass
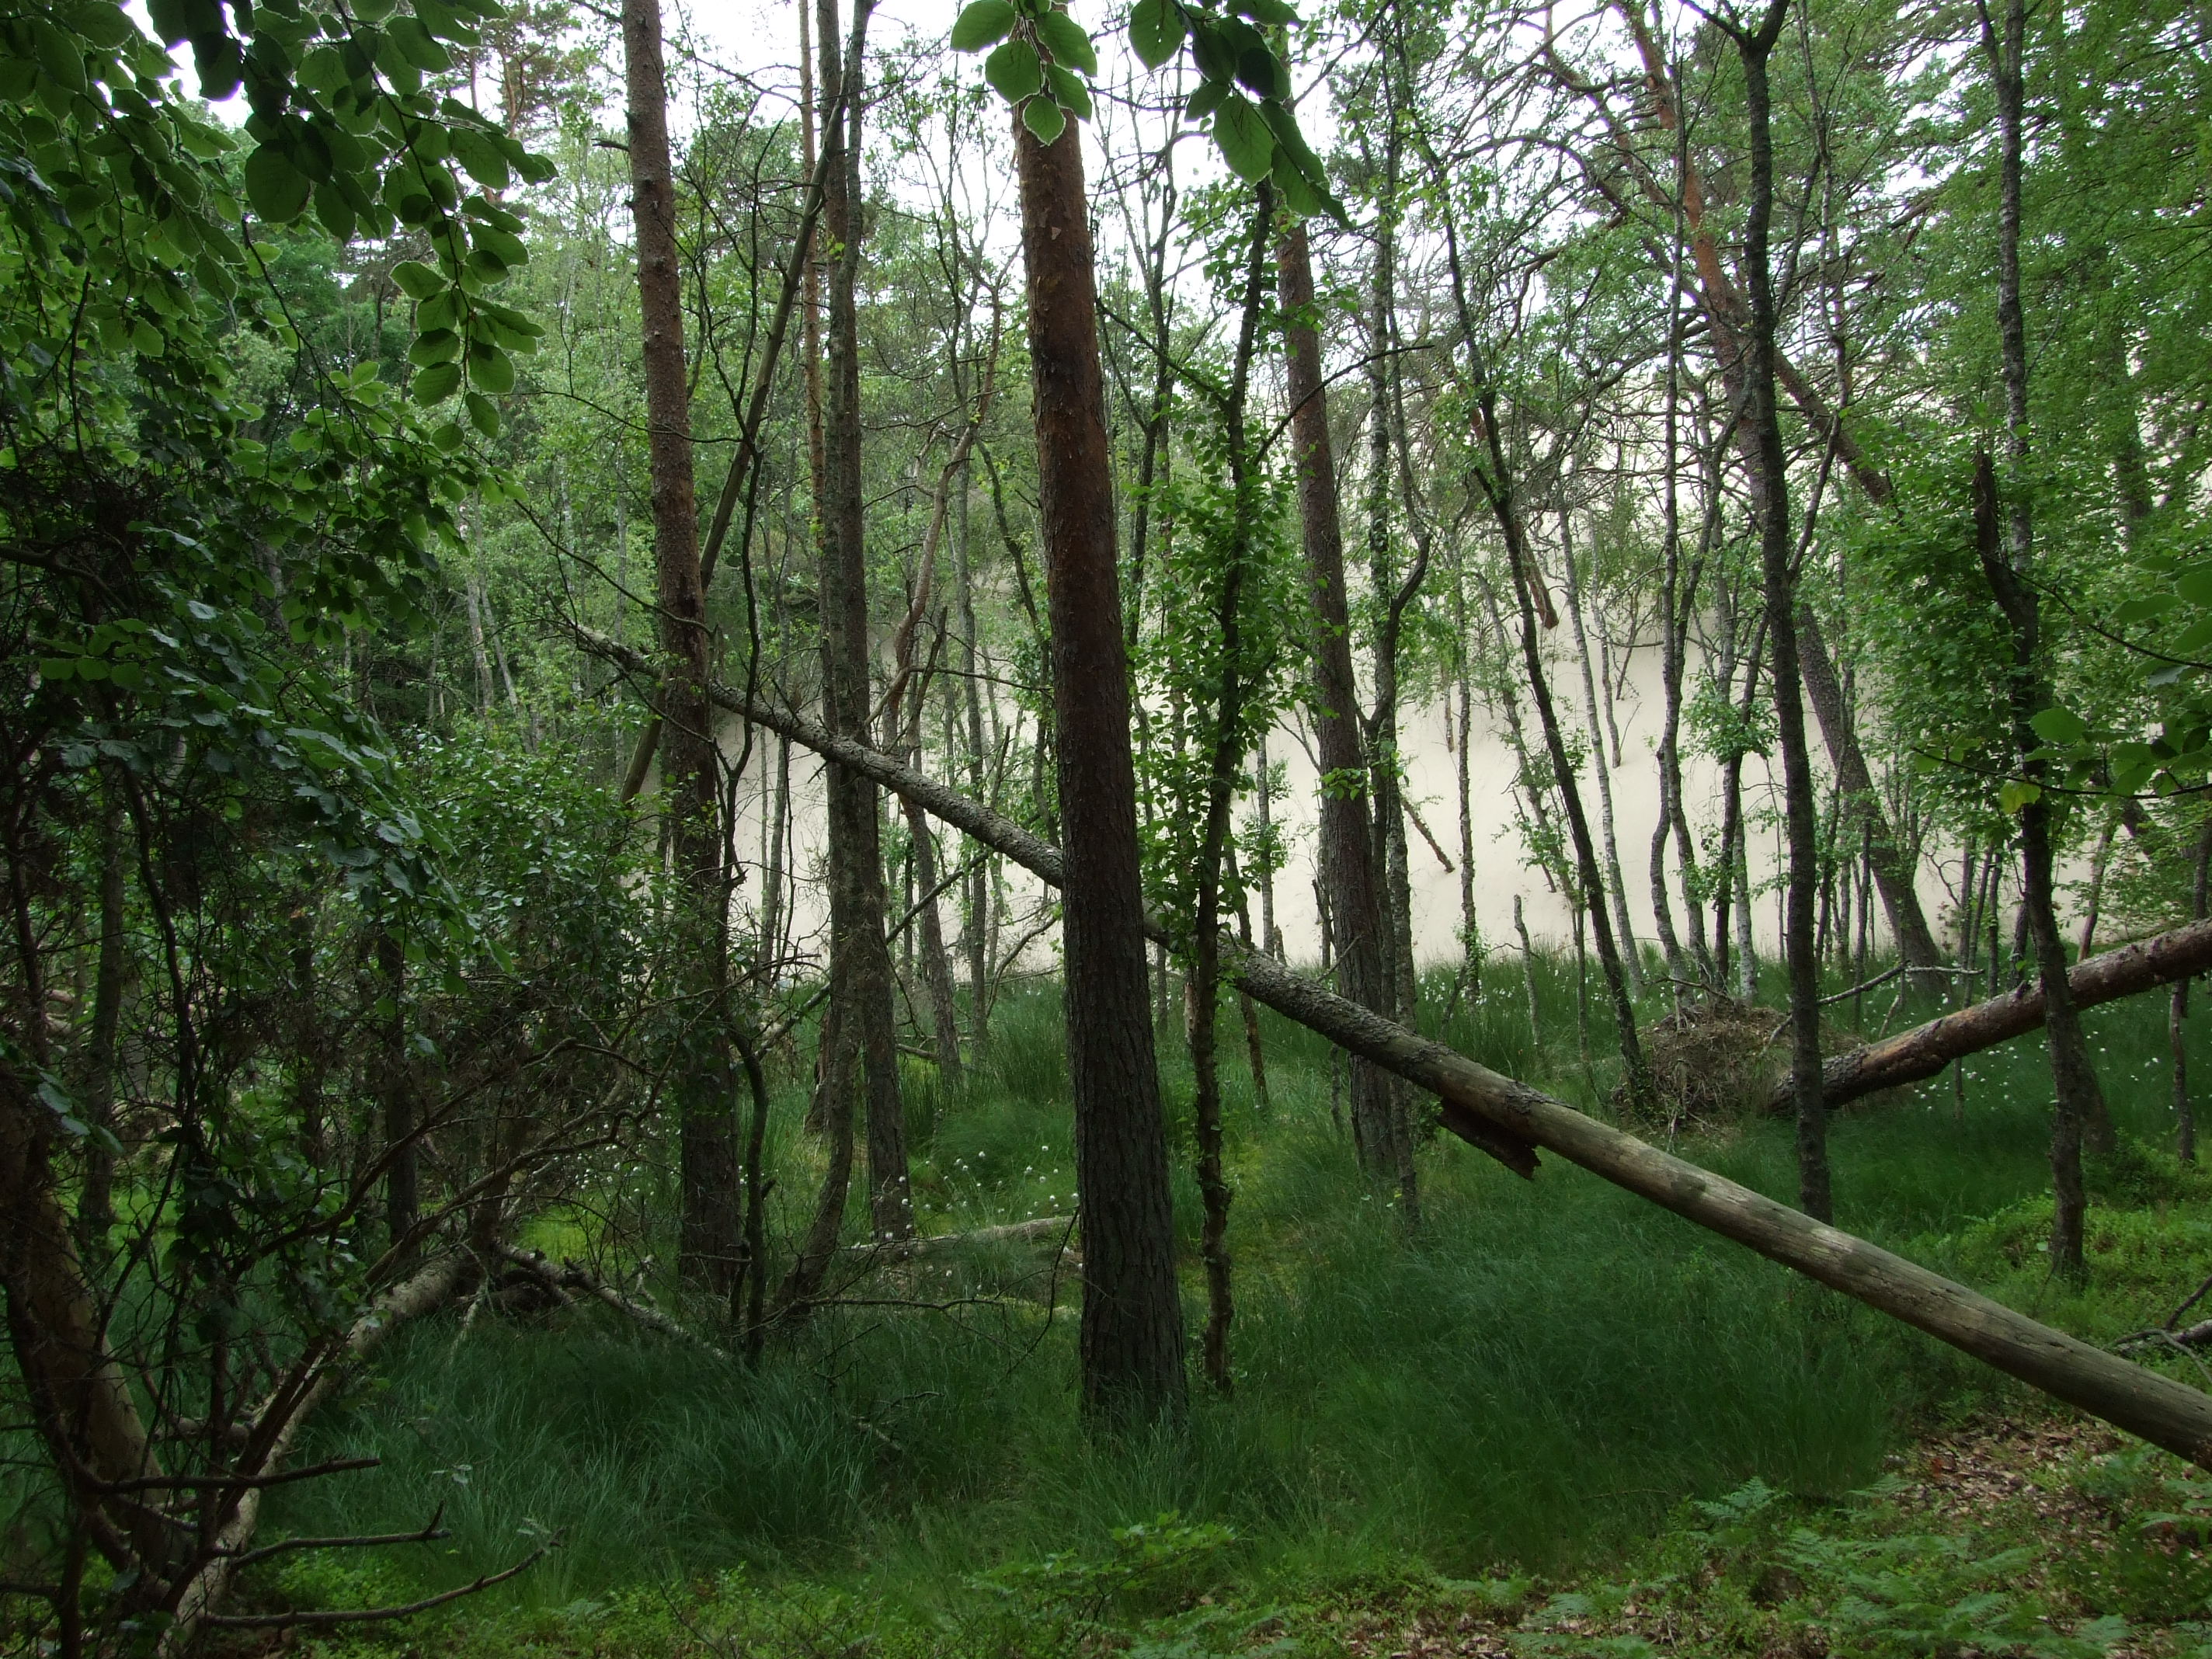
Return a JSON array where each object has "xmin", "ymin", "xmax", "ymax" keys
[{"xmin": 270, "ymin": 948, "xmax": 2212, "ymax": 1617}]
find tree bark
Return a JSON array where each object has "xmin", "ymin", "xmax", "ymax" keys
[
  {"xmin": 1560, "ymin": 496, "xmax": 1643, "ymax": 996},
  {"xmin": 1014, "ymin": 90, "xmax": 1185, "ymax": 1424},
  {"xmin": 1762, "ymin": 916, "xmax": 2212, "ymax": 1115},
  {"xmin": 1734, "ymin": 5, "xmax": 1830, "ymax": 1221},
  {"xmin": 1280, "ymin": 221, "xmax": 1400, "ymax": 1181},
  {"xmin": 622, "ymin": 0, "xmax": 743, "ymax": 1291},
  {"xmin": 813, "ymin": 0, "xmax": 911, "ymax": 1243}
]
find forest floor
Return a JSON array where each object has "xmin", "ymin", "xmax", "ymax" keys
[{"xmin": 241, "ymin": 960, "xmax": 2212, "ymax": 1659}]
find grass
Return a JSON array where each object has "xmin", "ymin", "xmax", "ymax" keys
[{"xmin": 258, "ymin": 945, "xmax": 2212, "ymax": 1653}]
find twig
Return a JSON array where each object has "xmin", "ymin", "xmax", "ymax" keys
[
  {"xmin": 199, "ymin": 1542, "xmax": 551, "ymax": 1628},
  {"xmin": 218, "ymin": 1511, "xmax": 448, "ymax": 1570}
]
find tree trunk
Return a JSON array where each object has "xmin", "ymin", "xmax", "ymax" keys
[
  {"xmin": 1734, "ymin": 9, "xmax": 1829, "ymax": 1219},
  {"xmin": 1764, "ymin": 915, "xmax": 2212, "ymax": 1114},
  {"xmin": 1560, "ymin": 496, "xmax": 1643, "ymax": 996},
  {"xmin": 1015, "ymin": 91, "xmax": 1185, "ymax": 1424},
  {"xmin": 374, "ymin": 928, "xmax": 418, "ymax": 1250},
  {"xmin": 1279, "ymin": 221, "xmax": 1400, "ymax": 1182},
  {"xmin": 814, "ymin": 0, "xmax": 911, "ymax": 1243},
  {"xmin": 2175, "ymin": 823, "xmax": 2211, "ymax": 1162},
  {"xmin": 622, "ymin": 0, "xmax": 743, "ymax": 1292}
]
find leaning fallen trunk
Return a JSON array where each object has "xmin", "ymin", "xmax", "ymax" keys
[
  {"xmin": 578, "ymin": 628, "xmax": 2212, "ymax": 1469},
  {"xmin": 1762, "ymin": 920, "xmax": 2212, "ymax": 1117}
]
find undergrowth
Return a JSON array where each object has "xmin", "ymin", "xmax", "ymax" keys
[{"xmin": 249, "ymin": 948, "xmax": 2212, "ymax": 1656}]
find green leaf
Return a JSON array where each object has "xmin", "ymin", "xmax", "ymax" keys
[
  {"xmin": 1275, "ymin": 161, "xmax": 1321, "ymax": 217},
  {"xmin": 450, "ymin": 127, "xmax": 511, "ymax": 189},
  {"xmin": 2178, "ymin": 565, "xmax": 2212, "ymax": 607},
  {"xmin": 985, "ymin": 38, "xmax": 1043, "ymax": 102},
  {"xmin": 412, "ymin": 360, "xmax": 461, "ymax": 404},
  {"xmin": 1036, "ymin": 9, "xmax": 1097, "ymax": 74},
  {"xmin": 1235, "ymin": 44, "xmax": 1289, "ymax": 99},
  {"xmin": 243, "ymin": 143, "xmax": 311, "ymax": 221},
  {"xmin": 386, "ymin": 14, "xmax": 452, "ymax": 70},
  {"xmin": 1022, "ymin": 96, "xmax": 1068, "ymax": 144},
  {"xmin": 1186, "ymin": 78, "xmax": 1226, "ymax": 119},
  {"xmin": 466, "ymin": 341, "xmax": 515, "ymax": 395},
  {"xmin": 2029, "ymin": 706, "xmax": 2087, "ymax": 746},
  {"xmin": 1046, "ymin": 63, "xmax": 1093, "ymax": 118},
  {"xmin": 391, "ymin": 259, "xmax": 443, "ymax": 301},
  {"xmin": 950, "ymin": 0, "xmax": 1017, "ymax": 51},
  {"xmin": 1129, "ymin": 0, "xmax": 1184, "ymax": 68},
  {"xmin": 1998, "ymin": 778, "xmax": 2042, "ymax": 813},
  {"xmin": 1232, "ymin": 0, "xmax": 1297, "ymax": 19},
  {"xmin": 2116, "ymin": 594, "xmax": 2179, "ymax": 624},
  {"xmin": 31, "ymin": 19, "xmax": 89, "ymax": 94},
  {"xmin": 408, "ymin": 329, "xmax": 461, "ymax": 367},
  {"xmin": 464, "ymin": 389, "xmax": 500, "ymax": 438},
  {"xmin": 1212, "ymin": 92, "xmax": 1273, "ymax": 183},
  {"xmin": 1188, "ymin": 18, "xmax": 1236, "ymax": 80}
]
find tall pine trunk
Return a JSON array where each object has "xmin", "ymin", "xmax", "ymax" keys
[{"xmin": 1016, "ymin": 88, "xmax": 1185, "ymax": 1424}]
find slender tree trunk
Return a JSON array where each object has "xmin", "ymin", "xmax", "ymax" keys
[
  {"xmin": 2175, "ymin": 823, "xmax": 2210, "ymax": 1163},
  {"xmin": 1731, "ymin": 8, "xmax": 1829, "ymax": 1219},
  {"xmin": 1561, "ymin": 496, "xmax": 1643, "ymax": 996},
  {"xmin": 812, "ymin": 0, "xmax": 910, "ymax": 1243},
  {"xmin": 1280, "ymin": 221, "xmax": 1399, "ymax": 1181},
  {"xmin": 374, "ymin": 928, "xmax": 417, "ymax": 1250},
  {"xmin": 1015, "ymin": 89, "xmax": 1185, "ymax": 1423},
  {"xmin": 77, "ymin": 789, "xmax": 127, "ymax": 1248},
  {"xmin": 2078, "ymin": 814, "xmax": 2117, "ymax": 958},
  {"xmin": 623, "ymin": 0, "xmax": 743, "ymax": 1292}
]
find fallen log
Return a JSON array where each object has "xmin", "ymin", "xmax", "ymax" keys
[
  {"xmin": 579, "ymin": 628, "xmax": 2212, "ymax": 1469},
  {"xmin": 1761, "ymin": 920, "xmax": 2212, "ymax": 1116}
]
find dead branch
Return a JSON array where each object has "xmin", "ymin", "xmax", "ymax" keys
[{"xmin": 198, "ymin": 1541, "xmax": 551, "ymax": 1629}]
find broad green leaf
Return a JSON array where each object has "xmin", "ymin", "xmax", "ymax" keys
[
  {"xmin": 1188, "ymin": 18, "xmax": 1236, "ymax": 80},
  {"xmin": 391, "ymin": 259, "xmax": 444, "ymax": 301},
  {"xmin": 2178, "ymin": 565, "xmax": 2212, "ymax": 607},
  {"xmin": 243, "ymin": 143, "xmax": 311, "ymax": 221},
  {"xmin": 1998, "ymin": 778, "xmax": 2041, "ymax": 813},
  {"xmin": 1186, "ymin": 78, "xmax": 1227, "ymax": 119},
  {"xmin": 464, "ymin": 390, "xmax": 500, "ymax": 438},
  {"xmin": 950, "ymin": 0, "xmax": 1017, "ymax": 51},
  {"xmin": 1232, "ymin": 0, "xmax": 1297, "ymax": 19},
  {"xmin": 2116, "ymin": 594, "xmax": 2178, "ymax": 624},
  {"xmin": 1022, "ymin": 96, "xmax": 1068, "ymax": 144},
  {"xmin": 986, "ymin": 38, "xmax": 1043, "ymax": 102},
  {"xmin": 412, "ymin": 360, "xmax": 462, "ymax": 404},
  {"xmin": 1212, "ymin": 92, "xmax": 1274, "ymax": 183},
  {"xmin": 1235, "ymin": 43, "xmax": 1289, "ymax": 99},
  {"xmin": 467, "ymin": 341, "xmax": 515, "ymax": 395},
  {"xmin": 1129, "ymin": 0, "xmax": 1184, "ymax": 68},
  {"xmin": 1046, "ymin": 64, "xmax": 1093, "ymax": 119},
  {"xmin": 450, "ymin": 127, "xmax": 511, "ymax": 189},
  {"xmin": 2028, "ymin": 706, "xmax": 2087, "ymax": 746},
  {"xmin": 1036, "ymin": 9, "xmax": 1097, "ymax": 74},
  {"xmin": 408, "ymin": 329, "xmax": 461, "ymax": 367}
]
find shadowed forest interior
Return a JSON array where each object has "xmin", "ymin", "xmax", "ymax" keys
[{"xmin": 10, "ymin": 0, "xmax": 2212, "ymax": 1652}]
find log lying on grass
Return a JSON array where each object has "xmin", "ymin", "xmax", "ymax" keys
[
  {"xmin": 580, "ymin": 629, "xmax": 2212, "ymax": 1469},
  {"xmin": 1760, "ymin": 920, "xmax": 2212, "ymax": 1117}
]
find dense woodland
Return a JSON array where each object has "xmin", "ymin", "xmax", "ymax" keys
[{"xmin": 10, "ymin": 0, "xmax": 2212, "ymax": 1650}]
